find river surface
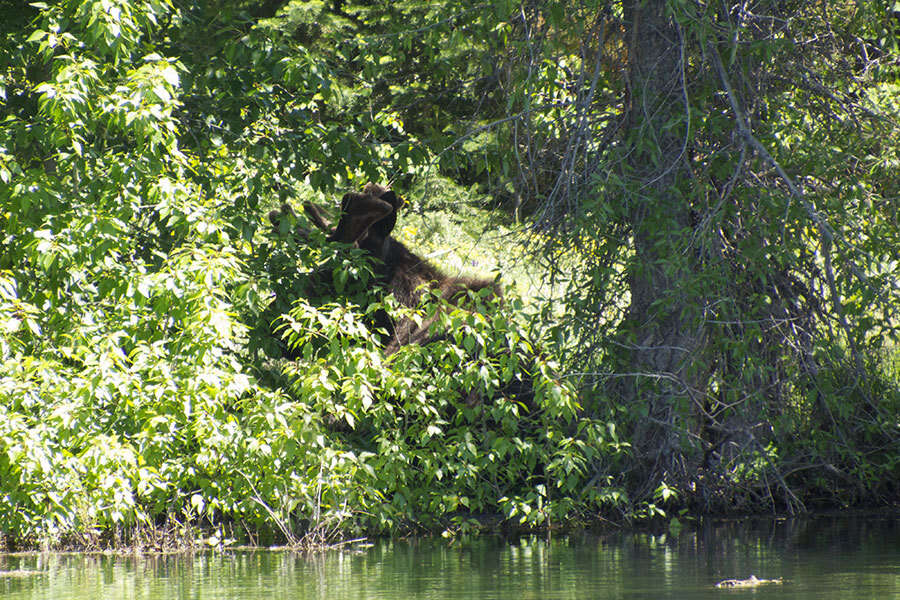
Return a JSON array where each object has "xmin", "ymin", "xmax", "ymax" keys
[{"xmin": 2, "ymin": 516, "xmax": 898, "ymax": 599}]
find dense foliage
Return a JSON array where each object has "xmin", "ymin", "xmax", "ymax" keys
[
  {"xmin": 0, "ymin": 0, "xmax": 609, "ymax": 549},
  {"xmin": 0, "ymin": 0, "xmax": 897, "ymax": 549}
]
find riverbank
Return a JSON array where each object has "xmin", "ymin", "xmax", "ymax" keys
[{"xmin": 3, "ymin": 508, "xmax": 899, "ymax": 555}]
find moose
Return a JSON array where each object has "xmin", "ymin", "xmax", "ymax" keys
[
  {"xmin": 269, "ymin": 183, "xmax": 501, "ymax": 354},
  {"xmin": 265, "ymin": 183, "xmax": 549, "ymax": 424}
]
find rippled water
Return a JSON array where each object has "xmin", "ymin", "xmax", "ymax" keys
[{"xmin": 2, "ymin": 516, "xmax": 898, "ymax": 599}]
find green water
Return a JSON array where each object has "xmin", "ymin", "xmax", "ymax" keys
[{"xmin": 2, "ymin": 516, "xmax": 898, "ymax": 599}]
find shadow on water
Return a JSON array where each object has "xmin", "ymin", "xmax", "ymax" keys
[{"xmin": 1, "ymin": 515, "xmax": 898, "ymax": 599}]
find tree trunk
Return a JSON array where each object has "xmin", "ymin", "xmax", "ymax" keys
[{"xmin": 619, "ymin": 0, "xmax": 707, "ymax": 493}]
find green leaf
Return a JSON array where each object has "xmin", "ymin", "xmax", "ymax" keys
[
  {"xmin": 26, "ymin": 30, "xmax": 47, "ymax": 43},
  {"xmin": 160, "ymin": 65, "xmax": 179, "ymax": 87}
]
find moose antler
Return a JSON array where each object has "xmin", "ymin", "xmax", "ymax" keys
[
  {"xmin": 303, "ymin": 202, "xmax": 334, "ymax": 233},
  {"xmin": 268, "ymin": 203, "xmax": 312, "ymax": 241}
]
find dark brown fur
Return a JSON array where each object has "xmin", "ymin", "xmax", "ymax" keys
[{"xmin": 271, "ymin": 183, "xmax": 500, "ymax": 354}]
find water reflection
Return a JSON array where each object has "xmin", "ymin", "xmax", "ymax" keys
[{"xmin": 1, "ymin": 516, "xmax": 897, "ymax": 599}]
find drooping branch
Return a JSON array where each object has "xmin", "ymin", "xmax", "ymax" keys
[
  {"xmin": 707, "ymin": 40, "xmax": 896, "ymax": 377},
  {"xmin": 707, "ymin": 41, "xmax": 883, "ymax": 300}
]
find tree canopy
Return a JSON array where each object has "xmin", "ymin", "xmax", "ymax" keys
[{"xmin": 1, "ymin": 0, "xmax": 897, "ymax": 549}]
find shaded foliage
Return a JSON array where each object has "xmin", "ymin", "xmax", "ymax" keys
[{"xmin": 489, "ymin": 0, "xmax": 900, "ymax": 511}]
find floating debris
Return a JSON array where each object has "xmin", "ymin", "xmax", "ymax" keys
[{"xmin": 715, "ymin": 575, "xmax": 783, "ymax": 588}]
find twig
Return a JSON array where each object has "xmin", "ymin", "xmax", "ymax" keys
[{"xmin": 707, "ymin": 40, "xmax": 884, "ymax": 386}]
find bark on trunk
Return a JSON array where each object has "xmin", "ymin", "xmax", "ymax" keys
[{"xmin": 620, "ymin": 0, "xmax": 707, "ymax": 492}]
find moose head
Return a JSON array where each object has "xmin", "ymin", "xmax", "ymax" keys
[
  {"xmin": 270, "ymin": 183, "xmax": 500, "ymax": 354},
  {"xmin": 298, "ymin": 183, "xmax": 403, "ymax": 260},
  {"xmin": 268, "ymin": 184, "xmax": 537, "ymax": 413}
]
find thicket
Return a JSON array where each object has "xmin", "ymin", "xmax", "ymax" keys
[{"xmin": 0, "ymin": 0, "xmax": 898, "ymax": 550}]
